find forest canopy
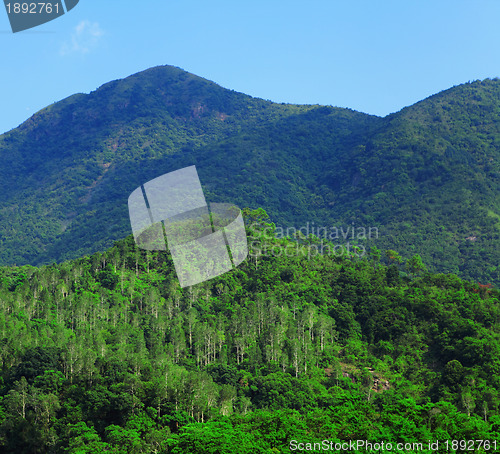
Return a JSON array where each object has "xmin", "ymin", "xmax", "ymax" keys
[{"xmin": 0, "ymin": 209, "xmax": 498, "ymax": 453}]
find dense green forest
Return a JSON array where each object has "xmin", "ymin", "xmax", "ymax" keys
[
  {"xmin": 0, "ymin": 66, "xmax": 498, "ymax": 286},
  {"xmin": 0, "ymin": 209, "xmax": 498, "ymax": 453}
]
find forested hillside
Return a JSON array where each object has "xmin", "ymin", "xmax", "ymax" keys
[
  {"xmin": 0, "ymin": 210, "xmax": 499, "ymax": 453},
  {"xmin": 0, "ymin": 66, "xmax": 498, "ymax": 285}
]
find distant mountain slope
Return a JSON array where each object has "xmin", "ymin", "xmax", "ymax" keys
[
  {"xmin": 0, "ymin": 66, "xmax": 498, "ymax": 285},
  {"xmin": 314, "ymin": 80, "xmax": 500, "ymax": 284}
]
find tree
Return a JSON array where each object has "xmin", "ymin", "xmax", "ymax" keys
[
  {"xmin": 5, "ymin": 377, "xmax": 30, "ymax": 419},
  {"xmin": 65, "ymin": 422, "xmax": 111, "ymax": 453},
  {"xmin": 385, "ymin": 250, "xmax": 403, "ymax": 265},
  {"xmin": 406, "ymin": 254, "xmax": 427, "ymax": 278},
  {"xmin": 369, "ymin": 247, "xmax": 381, "ymax": 269},
  {"xmin": 461, "ymin": 391, "xmax": 476, "ymax": 417}
]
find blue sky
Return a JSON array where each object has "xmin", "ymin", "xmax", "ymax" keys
[{"xmin": 1, "ymin": 0, "xmax": 500, "ymax": 134}]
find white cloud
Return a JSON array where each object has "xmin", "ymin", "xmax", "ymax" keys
[{"xmin": 60, "ymin": 20, "xmax": 104, "ymax": 56}]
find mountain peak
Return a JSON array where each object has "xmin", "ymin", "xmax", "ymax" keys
[{"xmin": 0, "ymin": 67, "xmax": 498, "ymax": 286}]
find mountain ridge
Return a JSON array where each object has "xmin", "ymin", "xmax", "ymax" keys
[{"xmin": 0, "ymin": 65, "xmax": 498, "ymax": 285}]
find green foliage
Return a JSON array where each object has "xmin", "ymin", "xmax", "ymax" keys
[
  {"xmin": 0, "ymin": 224, "xmax": 496, "ymax": 451},
  {"xmin": 0, "ymin": 67, "xmax": 498, "ymax": 287}
]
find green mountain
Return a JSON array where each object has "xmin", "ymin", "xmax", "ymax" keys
[
  {"xmin": 0, "ymin": 218, "xmax": 498, "ymax": 452},
  {"xmin": 0, "ymin": 65, "xmax": 498, "ymax": 285}
]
